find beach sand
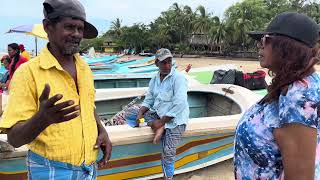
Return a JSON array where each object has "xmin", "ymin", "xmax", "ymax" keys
[
  {"xmin": 173, "ymin": 159, "xmax": 234, "ymax": 180},
  {"xmin": 176, "ymin": 56, "xmax": 320, "ymax": 72},
  {"xmin": 176, "ymin": 57, "xmax": 262, "ymax": 71},
  {"xmin": 163, "ymin": 56, "xmax": 320, "ymax": 180}
]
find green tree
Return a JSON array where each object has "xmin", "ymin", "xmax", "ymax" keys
[
  {"xmin": 193, "ymin": 5, "xmax": 212, "ymax": 34},
  {"xmin": 82, "ymin": 0, "xmax": 320, "ymax": 55},
  {"xmin": 110, "ymin": 18, "xmax": 122, "ymax": 38},
  {"xmin": 149, "ymin": 22, "xmax": 171, "ymax": 49},
  {"xmin": 117, "ymin": 23, "xmax": 150, "ymax": 52},
  {"xmin": 80, "ymin": 37, "xmax": 105, "ymax": 52},
  {"xmin": 192, "ymin": 5, "xmax": 220, "ymax": 51},
  {"xmin": 182, "ymin": 5, "xmax": 196, "ymax": 35},
  {"xmin": 224, "ymin": 0, "xmax": 268, "ymax": 51},
  {"xmin": 211, "ymin": 20, "xmax": 227, "ymax": 53},
  {"xmin": 302, "ymin": 1, "xmax": 320, "ymax": 23}
]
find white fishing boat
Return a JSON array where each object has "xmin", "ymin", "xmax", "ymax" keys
[{"xmin": 0, "ymin": 84, "xmax": 261, "ymax": 179}]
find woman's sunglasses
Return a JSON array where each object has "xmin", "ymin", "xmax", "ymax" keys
[{"xmin": 257, "ymin": 34, "xmax": 273, "ymax": 49}]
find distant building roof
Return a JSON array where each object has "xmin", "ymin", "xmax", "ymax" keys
[
  {"xmin": 103, "ymin": 35, "xmax": 118, "ymax": 48},
  {"xmin": 104, "ymin": 36, "xmax": 115, "ymax": 43}
]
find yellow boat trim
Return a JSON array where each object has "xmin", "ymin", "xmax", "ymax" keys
[
  {"xmin": 0, "ymin": 135, "xmax": 233, "ymax": 177},
  {"xmin": 98, "ymin": 143, "xmax": 233, "ymax": 179},
  {"xmin": 0, "ymin": 170, "xmax": 27, "ymax": 175},
  {"xmin": 106, "ymin": 134, "xmax": 233, "ymax": 162}
]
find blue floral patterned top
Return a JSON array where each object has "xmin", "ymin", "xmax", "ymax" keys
[{"xmin": 234, "ymin": 73, "xmax": 320, "ymax": 179}]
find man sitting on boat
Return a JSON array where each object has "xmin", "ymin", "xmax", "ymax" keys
[
  {"xmin": 114, "ymin": 48, "xmax": 189, "ymax": 179},
  {"xmin": 0, "ymin": 0, "xmax": 112, "ymax": 179}
]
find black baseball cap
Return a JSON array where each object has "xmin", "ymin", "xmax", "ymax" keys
[
  {"xmin": 248, "ymin": 12, "xmax": 320, "ymax": 48},
  {"xmin": 43, "ymin": 0, "xmax": 98, "ymax": 39}
]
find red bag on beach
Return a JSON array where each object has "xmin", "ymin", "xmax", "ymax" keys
[{"xmin": 235, "ymin": 70, "xmax": 267, "ymax": 90}]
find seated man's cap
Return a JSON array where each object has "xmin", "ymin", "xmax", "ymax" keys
[
  {"xmin": 155, "ymin": 48, "xmax": 173, "ymax": 61},
  {"xmin": 43, "ymin": 0, "xmax": 98, "ymax": 39}
]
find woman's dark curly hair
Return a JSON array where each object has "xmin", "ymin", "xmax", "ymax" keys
[
  {"xmin": 8, "ymin": 43, "xmax": 21, "ymax": 76},
  {"xmin": 260, "ymin": 35, "xmax": 319, "ymax": 104}
]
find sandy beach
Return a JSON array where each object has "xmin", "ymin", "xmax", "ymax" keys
[
  {"xmin": 176, "ymin": 57, "xmax": 262, "ymax": 71},
  {"xmin": 173, "ymin": 159, "xmax": 234, "ymax": 180}
]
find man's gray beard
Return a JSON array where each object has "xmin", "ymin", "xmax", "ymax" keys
[{"xmin": 62, "ymin": 46, "xmax": 80, "ymax": 56}]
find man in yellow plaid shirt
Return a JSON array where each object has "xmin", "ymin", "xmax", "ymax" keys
[{"xmin": 0, "ymin": 0, "xmax": 112, "ymax": 179}]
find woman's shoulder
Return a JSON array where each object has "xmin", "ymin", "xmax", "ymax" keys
[
  {"xmin": 307, "ymin": 72, "xmax": 320, "ymax": 85},
  {"xmin": 289, "ymin": 73, "xmax": 320, "ymax": 93},
  {"xmin": 277, "ymin": 73, "xmax": 320, "ymax": 128}
]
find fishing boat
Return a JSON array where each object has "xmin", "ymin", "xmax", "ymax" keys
[
  {"xmin": 92, "ymin": 59, "xmax": 184, "ymax": 89},
  {"xmin": 92, "ymin": 64, "xmax": 239, "ymax": 90},
  {"xmin": 83, "ymin": 55, "xmax": 119, "ymax": 65},
  {"xmin": 0, "ymin": 84, "xmax": 261, "ymax": 179},
  {"xmin": 94, "ymin": 73, "xmax": 154, "ymax": 89},
  {"xmin": 93, "ymin": 66, "xmax": 196, "ymax": 89},
  {"xmin": 90, "ymin": 57, "xmax": 159, "ymax": 75}
]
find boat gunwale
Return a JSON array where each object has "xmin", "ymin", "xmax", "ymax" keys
[
  {"xmin": 94, "ymin": 73, "xmax": 156, "ymax": 80},
  {"xmin": 0, "ymin": 84, "xmax": 261, "ymax": 159}
]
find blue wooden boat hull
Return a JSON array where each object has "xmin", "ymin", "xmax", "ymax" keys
[
  {"xmin": 83, "ymin": 55, "xmax": 119, "ymax": 64},
  {"xmin": 0, "ymin": 133, "xmax": 233, "ymax": 179}
]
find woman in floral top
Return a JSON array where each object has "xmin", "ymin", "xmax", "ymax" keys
[{"xmin": 234, "ymin": 12, "xmax": 320, "ymax": 179}]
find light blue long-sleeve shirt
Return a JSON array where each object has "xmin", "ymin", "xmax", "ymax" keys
[{"xmin": 141, "ymin": 68, "xmax": 189, "ymax": 129}]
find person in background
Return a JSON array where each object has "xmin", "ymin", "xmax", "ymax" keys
[
  {"xmin": 234, "ymin": 12, "xmax": 320, "ymax": 179},
  {"xmin": 0, "ymin": 55, "xmax": 11, "ymax": 92},
  {"xmin": 7, "ymin": 43, "xmax": 27, "ymax": 81},
  {"xmin": 0, "ymin": 0, "xmax": 112, "ymax": 179},
  {"xmin": 31, "ymin": 49, "xmax": 35, "ymax": 57},
  {"xmin": 0, "ymin": 55, "xmax": 8, "ymax": 63},
  {"xmin": 19, "ymin": 44, "xmax": 31, "ymax": 61}
]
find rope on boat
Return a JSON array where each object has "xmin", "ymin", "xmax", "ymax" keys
[
  {"xmin": 0, "ymin": 140, "xmax": 14, "ymax": 152},
  {"xmin": 102, "ymin": 92, "xmax": 147, "ymax": 126}
]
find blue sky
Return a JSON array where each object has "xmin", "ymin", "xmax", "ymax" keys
[{"xmin": 0, "ymin": 0, "xmax": 240, "ymax": 52}]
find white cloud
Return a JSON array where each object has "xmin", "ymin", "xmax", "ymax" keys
[
  {"xmin": 0, "ymin": 0, "xmax": 240, "ymax": 25},
  {"xmin": 0, "ymin": 0, "xmax": 240, "ymax": 52},
  {"xmin": 83, "ymin": 0, "xmax": 240, "ymax": 25}
]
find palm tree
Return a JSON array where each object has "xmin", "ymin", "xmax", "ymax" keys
[
  {"xmin": 212, "ymin": 21, "xmax": 227, "ymax": 54},
  {"xmin": 150, "ymin": 17, "xmax": 172, "ymax": 48},
  {"xmin": 171, "ymin": 2, "xmax": 182, "ymax": 13},
  {"xmin": 170, "ymin": 3, "xmax": 186, "ymax": 44},
  {"xmin": 193, "ymin": 5, "xmax": 221, "ymax": 51},
  {"xmin": 225, "ymin": 3, "xmax": 253, "ymax": 51},
  {"xmin": 192, "ymin": 5, "xmax": 212, "ymax": 50},
  {"xmin": 193, "ymin": 5, "xmax": 211, "ymax": 34},
  {"xmin": 233, "ymin": 16, "xmax": 252, "ymax": 51},
  {"xmin": 182, "ymin": 5, "xmax": 195, "ymax": 37},
  {"xmin": 111, "ymin": 18, "xmax": 122, "ymax": 38},
  {"xmin": 183, "ymin": 5, "xmax": 193, "ymax": 15}
]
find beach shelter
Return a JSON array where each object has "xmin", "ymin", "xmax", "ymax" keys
[{"xmin": 6, "ymin": 24, "xmax": 48, "ymax": 56}]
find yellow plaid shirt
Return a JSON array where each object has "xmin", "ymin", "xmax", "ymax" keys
[{"xmin": 0, "ymin": 45, "xmax": 98, "ymax": 166}]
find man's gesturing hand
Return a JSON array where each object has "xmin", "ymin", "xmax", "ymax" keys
[{"xmin": 38, "ymin": 84, "xmax": 80, "ymax": 126}]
